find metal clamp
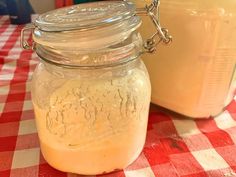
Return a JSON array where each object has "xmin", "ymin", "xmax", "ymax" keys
[
  {"xmin": 136, "ymin": 0, "xmax": 172, "ymax": 53},
  {"xmin": 21, "ymin": 0, "xmax": 172, "ymax": 53},
  {"xmin": 20, "ymin": 24, "xmax": 35, "ymax": 50}
]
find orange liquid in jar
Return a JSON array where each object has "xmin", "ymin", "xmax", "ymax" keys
[{"xmin": 33, "ymin": 66, "xmax": 151, "ymax": 175}]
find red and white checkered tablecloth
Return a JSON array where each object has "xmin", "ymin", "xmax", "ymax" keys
[{"xmin": 1, "ymin": 15, "xmax": 236, "ymax": 177}]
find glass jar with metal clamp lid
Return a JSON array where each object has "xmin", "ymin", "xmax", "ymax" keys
[
  {"xmin": 137, "ymin": 0, "xmax": 236, "ymax": 118},
  {"xmin": 21, "ymin": 0, "xmax": 171, "ymax": 175}
]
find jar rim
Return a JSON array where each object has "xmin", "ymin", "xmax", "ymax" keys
[
  {"xmin": 36, "ymin": 47, "xmax": 141, "ymax": 69},
  {"xmin": 34, "ymin": 31, "xmax": 143, "ymax": 69}
]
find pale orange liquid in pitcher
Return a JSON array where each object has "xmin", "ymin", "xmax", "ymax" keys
[{"xmin": 136, "ymin": 0, "xmax": 236, "ymax": 117}]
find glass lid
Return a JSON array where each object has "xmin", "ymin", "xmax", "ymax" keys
[
  {"xmin": 35, "ymin": 1, "xmax": 136, "ymax": 32},
  {"xmin": 21, "ymin": 0, "xmax": 172, "ymax": 53}
]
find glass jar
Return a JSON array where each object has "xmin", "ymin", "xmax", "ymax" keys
[
  {"xmin": 137, "ymin": 0, "xmax": 236, "ymax": 118},
  {"xmin": 21, "ymin": 0, "xmax": 171, "ymax": 175},
  {"xmin": 32, "ymin": 55, "xmax": 150, "ymax": 175}
]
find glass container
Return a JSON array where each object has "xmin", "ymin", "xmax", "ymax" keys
[
  {"xmin": 21, "ymin": 0, "xmax": 171, "ymax": 174},
  {"xmin": 137, "ymin": 0, "xmax": 236, "ymax": 118}
]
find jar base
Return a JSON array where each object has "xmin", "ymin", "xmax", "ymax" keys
[{"xmin": 39, "ymin": 138, "xmax": 145, "ymax": 175}]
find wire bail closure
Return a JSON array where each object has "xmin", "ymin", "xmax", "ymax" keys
[
  {"xmin": 135, "ymin": 0, "xmax": 172, "ymax": 53},
  {"xmin": 20, "ymin": 24, "xmax": 35, "ymax": 50},
  {"xmin": 21, "ymin": 0, "xmax": 172, "ymax": 53}
]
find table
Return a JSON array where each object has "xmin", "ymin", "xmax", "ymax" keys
[{"xmin": 1, "ymin": 15, "xmax": 236, "ymax": 177}]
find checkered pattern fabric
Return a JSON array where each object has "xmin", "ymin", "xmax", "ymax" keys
[{"xmin": 1, "ymin": 15, "xmax": 236, "ymax": 177}]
